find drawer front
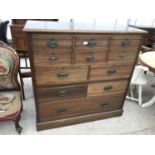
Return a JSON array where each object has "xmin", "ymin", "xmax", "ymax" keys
[
  {"xmin": 37, "ymin": 84, "xmax": 87, "ymax": 102},
  {"xmin": 87, "ymin": 80, "xmax": 128, "ymax": 96},
  {"xmin": 90, "ymin": 64, "xmax": 133, "ymax": 81},
  {"xmin": 32, "ymin": 34, "xmax": 72, "ymax": 51},
  {"xmin": 33, "ymin": 50, "xmax": 71, "ymax": 67},
  {"xmin": 75, "ymin": 35, "xmax": 108, "ymax": 48},
  {"xmin": 75, "ymin": 49, "xmax": 106, "ymax": 64},
  {"xmin": 111, "ymin": 38, "xmax": 141, "ymax": 47},
  {"xmin": 108, "ymin": 49, "xmax": 138, "ymax": 63},
  {"xmin": 111, "ymin": 34, "xmax": 143, "ymax": 40},
  {"xmin": 38, "ymin": 93, "xmax": 124, "ymax": 122},
  {"xmin": 35, "ymin": 66, "xmax": 88, "ymax": 86}
]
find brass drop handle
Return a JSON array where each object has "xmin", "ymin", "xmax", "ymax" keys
[
  {"xmin": 104, "ymin": 85, "xmax": 113, "ymax": 92},
  {"xmin": 47, "ymin": 39, "xmax": 58, "ymax": 48},
  {"xmin": 58, "ymin": 107, "xmax": 68, "ymax": 113},
  {"xmin": 83, "ymin": 39, "xmax": 97, "ymax": 47},
  {"xmin": 57, "ymin": 90, "xmax": 68, "ymax": 97},
  {"xmin": 122, "ymin": 39, "xmax": 129, "ymax": 47},
  {"xmin": 57, "ymin": 71, "xmax": 69, "ymax": 79},
  {"xmin": 107, "ymin": 68, "xmax": 116, "ymax": 75},
  {"xmin": 49, "ymin": 53, "xmax": 57, "ymax": 62},
  {"xmin": 86, "ymin": 54, "xmax": 95, "ymax": 62},
  {"xmin": 0, "ymin": 85, "xmax": 5, "ymax": 90},
  {"xmin": 100, "ymin": 101, "xmax": 108, "ymax": 107},
  {"xmin": 88, "ymin": 39, "xmax": 97, "ymax": 47}
]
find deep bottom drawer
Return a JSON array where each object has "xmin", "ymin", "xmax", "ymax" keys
[
  {"xmin": 37, "ymin": 109, "xmax": 123, "ymax": 130},
  {"xmin": 38, "ymin": 93, "xmax": 125, "ymax": 122}
]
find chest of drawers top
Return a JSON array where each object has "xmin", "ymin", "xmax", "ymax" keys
[{"xmin": 24, "ymin": 20, "xmax": 147, "ymax": 34}]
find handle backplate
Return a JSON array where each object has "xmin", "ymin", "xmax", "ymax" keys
[{"xmin": 104, "ymin": 85, "xmax": 113, "ymax": 92}]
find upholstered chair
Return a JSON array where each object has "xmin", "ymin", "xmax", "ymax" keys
[{"xmin": 0, "ymin": 41, "xmax": 22, "ymax": 134}]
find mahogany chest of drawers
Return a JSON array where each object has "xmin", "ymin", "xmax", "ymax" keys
[{"xmin": 24, "ymin": 21, "xmax": 147, "ymax": 131}]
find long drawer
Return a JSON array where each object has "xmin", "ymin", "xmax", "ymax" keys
[
  {"xmin": 89, "ymin": 64, "xmax": 133, "ymax": 81},
  {"xmin": 35, "ymin": 65, "xmax": 88, "ymax": 86},
  {"xmin": 37, "ymin": 84, "xmax": 87, "ymax": 102},
  {"xmin": 87, "ymin": 80, "xmax": 128, "ymax": 96},
  {"xmin": 38, "ymin": 93, "xmax": 124, "ymax": 122}
]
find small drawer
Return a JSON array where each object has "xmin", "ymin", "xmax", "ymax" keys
[
  {"xmin": 87, "ymin": 80, "xmax": 128, "ymax": 96},
  {"xmin": 32, "ymin": 34, "xmax": 72, "ymax": 51},
  {"xmin": 75, "ymin": 35, "xmax": 108, "ymax": 48},
  {"xmin": 108, "ymin": 49, "xmax": 138, "ymax": 63},
  {"xmin": 35, "ymin": 66, "xmax": 88, "ymax": 86},
  {"xmin": 33, "ymin": 50, "xmax": 71, "ymax": 67},
  {"xmin": 90, "ymin": 64, "xmax": 133, "ymax": 81},
  {"xmin": 111, "ymin": 38, "xmax": 141, "ymax": 47},
  {"xmin": 75, "ymin": 49, "xmax": 106, "ymax": 64},
  {"xmin": 111, "ymin": 34, "xmax": 143, "ymax": 40},
  {"xmin": 38, "ymin": 93, "xmax": 124, "ymax": 122},
  {"xmin": 37, "ymin": 84, "xmax": 87, "ymax": 102}
]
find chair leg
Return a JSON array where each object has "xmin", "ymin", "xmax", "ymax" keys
[
  {"xmin": 14, "ymin": 115, "xmax": 22, "ymax": 135},
  {"xmin": 138, "ymin": 85, "xmax": 142, "ymax": 106},
  {"xmin": 130, "ymin": 85, "xmax": 134, "ymax": 98},
  {"xmin": 21, "ymin": 77, "xmax": 25, "ymax": 100},
  {"xmin": 19, "ymin": 71, "xmax": 25, "ymax": 100}
]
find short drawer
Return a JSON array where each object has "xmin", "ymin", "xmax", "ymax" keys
[
  {"xmin": 90, "ymin": 64, "xmax": 133, "ymax": 81},
  {"xmin": 111, "ymin": 34, "xmax": 143, "ymax": 40},
  {"xmin": 37, "ymin": 84, "xmax": 87, "ymax": 102},
  {"xmin": 87, "ymin": 80, "xmax": 128, "ymax": 96},
  {"xmin": 111, "ymin": 38, "xmax": 141, "ymax": 47},
  {"xmin": 32, "ymin": 34, "xmax": 72, "ymax": 51},
  {"xmin": 35, "ymin": 66, "xmax": 88, "ymax": 86},
  {"xmin": 33, "ymin": 50, "xmax": 71, "ymax": 67},
  {"xmin": 75, "ymin": 35, "xmax": 108, "ymax": 48},
  {"xmin": 38, "ymin": 93, "xmax": 124, "ymax": 122},
  {"xmin": 108, "ymin": 49, "xmax": 138, "ymax": 63},
  {"xmin": 75, "ymin": 49, "xmax": 106, "ymax": 64}
]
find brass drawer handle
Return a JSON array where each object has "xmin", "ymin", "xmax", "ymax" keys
[
  {"xmin": 119, "ymin": 52, "xmax": 127, "ymax": 59},
  {"xmin": 104, "ymin": 85, "xmax": 113, "ymax": 92},
  {"xmin": 88, "ymin": 39, "xmax": 97, "ymax": 47},
  {"xmin": 86, "ymin": 54, "xmax": 95, "ymax": 62},
  {"xmin": 122, "ymin": 39, "xmax": 129, "ymax": 47},
  {"xmin": 57, "ymin": 71, "xmax": 68, "ymax": 79},
  {"xmin": 47, "ymin": 39, "xmax": 58, "ymax": 48},
  {"xmin": 57, "ymin": 90, "xmax": 68, "ymax": 97},
  {"xmin": 100, "ymin": 101, "xmax": 108, "ymax": 107},
  {"xmin": 58, "ymin": 107, "xmax": 68, "ymax": 113},
  {"xmin": 107, "ymin": 68, "xmax": 116, "ymax": 75},
  {"xmin": 83, "ymin": 39, "xmax": 97, "ymax": 47},
  {"xmin": 49, "ymin": 53, "xmax": 57, "ymax": 62}
]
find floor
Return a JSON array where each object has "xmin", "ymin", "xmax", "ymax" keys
[{"xmin": 1, "ymin": 72, "xmax": 155, "ymax": 135}]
